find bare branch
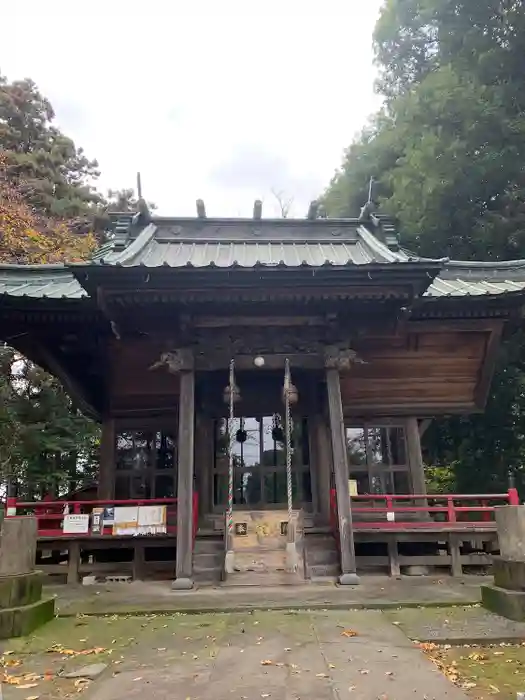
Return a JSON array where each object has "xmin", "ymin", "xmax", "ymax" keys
[{"xmin": 270, "ymin": 188, "xmax": 294, "ymax": 218}]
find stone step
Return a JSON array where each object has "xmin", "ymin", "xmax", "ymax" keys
[
  {"xmin": 306, "ymin": 550, "xmax": 339, "ymax": 566},
  {"xmin": 193, "ymin": 551, "xmax": 223, "ymax": 567},
  {"xmin": 307, "ymin": 563, "xmax": 340, "ymax": 578},
  {"xmin": 194, "ymin": 539, "xmax": 224, "ymax": 554},
  {"xmin": 193, "ymin": 566, "xmax": 222, "ymax": 583},
  {"xmin": 222, "ymin": 571, "xmax": 304, "ymax": 587}
]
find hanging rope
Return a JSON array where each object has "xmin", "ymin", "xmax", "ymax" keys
[
  {"xmin": 284, "ymin": 358, "xmax": 293, "ymax": 522},
  {"xmin": 227, "ymin": 358, "xmax": 235, "ymax": 538}
]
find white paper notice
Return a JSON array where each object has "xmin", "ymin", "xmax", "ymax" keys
[
  {"xmin": 113, "ymin": 506, "xmax": 139, "ymax": 535},
  {"xmin": 63, "ymin": 514, "xmax": 90, "ymax": 534},
  {"xmin": 137, "ymin": 505, "xmax": 167, "ymax": 535}
]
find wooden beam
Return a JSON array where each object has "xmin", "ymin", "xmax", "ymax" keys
[
  {"xmin": 343, "ymin": 401, "xmax": 477, "ymax": 416},
  {"xmin": 173, "ymin": 368, "xmax": 195, "ymax": 590},
  {"xmin": 407, "ymin": 319, "xmax": 504, "ymax": 333},
  {"xmin": 192, "ymin": 316, "xmax": 328, "ymax": 328},
  {"xmin": 96, "ymin": 287, "xmax": 121, "ymax": 340},
  {"xmin": 98, "ymin": 418, "xmax": 115, "ymax": 499},
  {"xmin": 406, "ymin": 417, "xmax": 427, "ymax": 496},
  {"xmin": 33, "ymin": 342, "xmax": 99, "ymax": 420},
  {"xmin": 311, "ymin": 415, "xmax": 332, "ymax": 521},
  {"xmin": 196, "ymin": 353, "xmax": 325, "ymax": 371},
  {"xmin": 474, "ymin": 322, "xmax": 504, "ymax": 408},
  {"xmin": 418, "ymin": 418, "xmax": 432, "ymax": 437},
  {"xmin": 325, "ymin": 368, "xmax": 359, "ymax": 584}
]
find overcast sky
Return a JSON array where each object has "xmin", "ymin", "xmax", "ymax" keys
[{"xmin": 3, "ymin": 0, "xmax": 383, "ymax": 217}]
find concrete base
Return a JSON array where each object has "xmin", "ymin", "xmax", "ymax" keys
[
  {"xmin": 493, "ymin": 557, "xmax": 525, "ymax": 591},
  {"xmin": 0, "ymin": 597, "xmax": 55, "ymax": 639},
  {"xmin": 285, "ymin": 542, "xmax": 298, "ymax": 573},
  {"xmin": 482, "ymin": 584, "xmax": 525, "ymax": 621},
  {"xmin": 224, "ymin": 549, "xmax": 235, "ymax": 575},
  {"xmin": 339, "ymin": 572, "xmax": 360, "ymax": 586},
  {"xmin": 402, "ymin": 565, "xmax": 430, "ymax": 577},
  {"xmin": 0, "ymin": 571, "xmax": 43, "ymax": 608},
  {"xmin": 171, "ymin": 577, "xmax": 194, "ymax": 591},
  {"xmin": 0, "ymin": 517, "xmax": 37, "ymax": 576}
]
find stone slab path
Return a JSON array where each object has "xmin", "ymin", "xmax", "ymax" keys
[
  {"xmin": 84, "ymin": 610, "xmax": 467, "ymax": 700},
  {"xmin": 384, "ymin": 604, "xmax": 525, "ymax": 644},
  {"xmin": 47, "ymin": 575, "xmax": 486, "ymax": 617}
]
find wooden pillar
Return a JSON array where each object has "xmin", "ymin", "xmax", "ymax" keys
[
  {"xmin": 98, "ymin": 417, "xmax": 115, "ymax": 499},
  {"xmin": 307, "ymin": 418, "xmax": 320, "ymax": 514},
  {"xmin": 173, "ymin": 366, "xmax": 196, "ymax": 590},
  {"xmin": 406, "ymin": 417, "xmax": 427, "ymax": 496},
  {"xmin": 195, "ymin": 414, "xmax": 213, "ymax": 517},
  {"xmin": 312, "ymin": 415, "xmax": 332, "ymax": 521},
  {"xmin": 325, "ymin": 368, "xmax": 359, "ymax": 585}
]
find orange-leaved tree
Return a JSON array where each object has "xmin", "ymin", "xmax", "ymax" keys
[{"xmin": 0, "ymin": 151, "xmax": 96, "ymax": 264}]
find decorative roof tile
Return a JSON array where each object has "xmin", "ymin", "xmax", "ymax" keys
[
  {"xmin": 2, "ymin": 217, "xmax": 525, "ymax": 301},
  {"xmin": 0, "ymin": 265, "xmax": 86, "ymax": 299}
]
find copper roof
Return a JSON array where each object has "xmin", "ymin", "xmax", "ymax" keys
[{"xmin": 2, "ymin": 217, "xmax": 525, "ymax": 300}]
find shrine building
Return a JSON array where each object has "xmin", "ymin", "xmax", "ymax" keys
[{"xmin": 1, "ymin": 199, "xmax": 525, "ymax": 586}]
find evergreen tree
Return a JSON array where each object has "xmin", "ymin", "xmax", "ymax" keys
[
  {"xmin": 0, "ymin": 74, "xmax": 101, "ymax": 220},
  {"xmin": 322, "ymin": 0, "xmax": 525, "ymax": 492}
]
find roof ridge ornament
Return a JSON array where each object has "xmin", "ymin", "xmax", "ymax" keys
[{"xmin": 357, "ymin": 177, "xmax": 400, "ymax": 252}]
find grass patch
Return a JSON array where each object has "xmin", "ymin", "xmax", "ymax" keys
[{"xmin": 422, "ymin": 642, "xmax": 525, "ymax": 699}]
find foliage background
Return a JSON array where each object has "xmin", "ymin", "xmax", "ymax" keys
[
  {"xmin": 0, "ymin": 74, "xmax": 142, "ymax": 498},
  {"xmin": 323, "ymin": 0, "xmax": 525, "ymax": 493}
]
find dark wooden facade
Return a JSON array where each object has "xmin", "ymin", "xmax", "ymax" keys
[{"xmin": 2, "ymin": 207, "xmax": 525, "ymax": 584}]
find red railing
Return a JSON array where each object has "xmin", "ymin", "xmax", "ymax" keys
[
  {"xmin": 5, "ymin": 493, "xmax": 199, "ymax": 543},
  {"xmin": 329, "ymin": 488, "xmax": 520, "ymax": 534}
]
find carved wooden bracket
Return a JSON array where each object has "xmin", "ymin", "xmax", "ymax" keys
[
  {"xmin": 324, "ymin": 347, "xmax": 366, "ymax": 370},
  {"xmin": 149, "ymin": 348, "xmax": 194, "ymax": 373}
]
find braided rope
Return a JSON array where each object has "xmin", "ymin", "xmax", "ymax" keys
[
  {"xmin": 227, "ymin": 358, "xmax": 235, "ymax": 536},
  {"xmin": 284, "ymin": 358, "xmax": 293, "ymax": 522}
]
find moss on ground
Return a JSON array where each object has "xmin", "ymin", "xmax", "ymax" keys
[{"xmin": 422, "ymin": 642, "xmax": 525, "ymax": 699}]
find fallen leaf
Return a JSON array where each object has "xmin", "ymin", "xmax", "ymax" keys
[
  {"xmin": 341, "ymin": 630, "xmax": 358, "ymax": 638},
  {"xmin": 133, "ymin": 677, "xmax": 143, "ymax": 682},
  {"xmin": 4, "ymin": 650, "xmax": 14, "ymax": 655},
  {"xmin": 329, "ymin": 663, "xmax": 336, "ymax": 669},
  {"xmin": 26, "ymin": 696, "xmax": 40, "ymax": 700},
  {"xmin": 359, "ymin": 669, "xmax": 370, "ymax": 675},
  {"xmin": 16, "ymin": 685, "xmax": 39, "ymax": 690},
  {"xmin": 157, "ymin": 648, "xmax": 166, "ymax": 652},
  {"xmin": 315, "ymin": 673, "xmax": 329, "ymax": 678},
  {"xmin": 261, "ymin": 660, "xmax": 273, "ymax": 666}
]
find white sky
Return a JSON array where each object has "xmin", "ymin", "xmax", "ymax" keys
[{"xmin": 2, "ymin": 0, "xmax": 383, "ymax": 217}]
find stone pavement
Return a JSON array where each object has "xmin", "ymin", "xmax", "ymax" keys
[
  {"xmin": 86, "ymin": 610, "xmax": 468, "ymax": 700},
  {"xmin": 47, "ymin": 575, "xmax": 487, "ymax": 616},
  {"xmin": 384, "ymin": 604, "xmax": 525, "ymax": 644}
]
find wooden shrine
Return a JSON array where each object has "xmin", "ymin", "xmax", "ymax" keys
[{"xmin": 1, "ymin": 199, "xmax": 525, "ymax": 586}]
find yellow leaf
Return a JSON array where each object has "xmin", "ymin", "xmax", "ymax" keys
[
  {"xmin": 16, "ymin": 684, "xmax": 39, "ymax": 690},
  {"xmin": 341, "ymin": 630, "xmax": 358, "ymax": 637},
  {"xmin": 261, "ymin": 660, "xmax": 273, "ymax": 666}
]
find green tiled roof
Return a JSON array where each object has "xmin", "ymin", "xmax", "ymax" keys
[
  {"xmin": 0, "ymin": 264, "xmax": 85, "ymax": 299},
  {"xmin": 2, "ymin": 216, "xmax": 525, "ymax": 301}
]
